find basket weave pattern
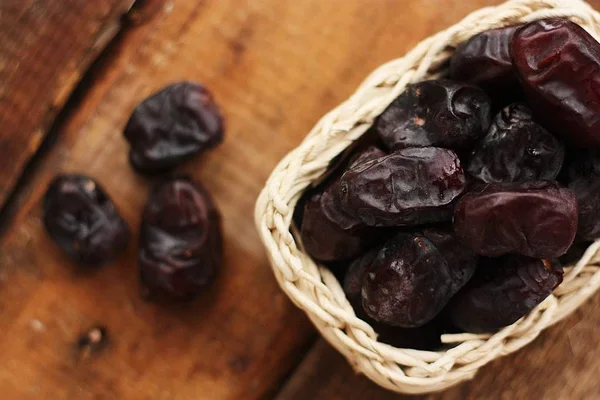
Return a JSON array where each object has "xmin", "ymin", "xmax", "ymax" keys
[{"xmin": 255, "ymin": 0, "xmax": 600, "ymax": 393}]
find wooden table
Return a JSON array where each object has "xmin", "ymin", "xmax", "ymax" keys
[{"xmin": 1, "ymin": 0, "xmax": 600, "ymax": 398}]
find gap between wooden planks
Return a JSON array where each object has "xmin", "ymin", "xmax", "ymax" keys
[{"xmin": 2, "ymin": 0, "xmax": 600, "ymax": 399}]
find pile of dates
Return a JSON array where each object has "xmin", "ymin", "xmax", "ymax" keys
[
  {"xmin": 300, "ymin": 18, "xmax": 600, "ymax": 348},
  {"xmin": 43, "ymin": 82, "xmax": 224, "ymax": 301}
]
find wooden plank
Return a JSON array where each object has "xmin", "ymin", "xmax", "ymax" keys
[
  {"xmin": 0, "ymin": 0, "xmax": 136, "ymax": 211},
  {"xmin": 276, "ymin": 291, "xmax": 600, "ymax": 400},
  {"xmin": 3, "ymin": 0, "xmax": 600, "ymax": 398}
]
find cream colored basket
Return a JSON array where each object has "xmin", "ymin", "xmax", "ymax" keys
[{"xmin": 255, "ymin": 0, "xmax": 600, "ymax": 394}]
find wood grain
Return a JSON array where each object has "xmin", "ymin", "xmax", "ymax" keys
[
  {"xmin": 3, "ymin": 0, "xmax": 600, "ymax": 398},
  {"xmin": 0, "ymin": 0, "xmax": 135, "ymax": 211}
]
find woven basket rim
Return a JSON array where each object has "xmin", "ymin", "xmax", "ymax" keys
[{"xmin": 255, "ymin": 0, "xmax": 600, "ymax": 394}]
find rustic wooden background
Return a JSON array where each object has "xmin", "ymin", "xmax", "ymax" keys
[{"xmin": 1, "ymin": 0, "xmax": 600, "ymax": 399}]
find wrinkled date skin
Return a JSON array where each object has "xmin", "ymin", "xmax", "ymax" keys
[
  {"xmin": 340, "ymin": 147, "xmax": 466, "ymax": 227},
  {"xmin": 448, "ymin": 256, "xmax": 563, "ymax": 333},
  {"xmin": 43, "ymin": 175, "xmax": 130, "ymax": 266},
  {"xmin": 124, "ymin": 82, "xmax": 224, "ymax": 173},
  {"xmin": 361, "ymin": 231, "xmax": 477, "ymax": 328},
  {"xmin": 301, "ymin": 147, "xmax": 386, "ymax": 261},
  {"xmin": 512, "ymin": 19, "xmax": 600, "ymax": 147},
  {"xmin": 450, "ymin": 25, "xmax": 523, "ymax": 105},
  {"xmin": 310, "ymin": 129, "xmax": 386, "ymax": 189},
  {"xmin": 343, "ymin": 247, "xmax": 444, "ymax": 350},
  {"xmin": 467, "ymin": 104, "xmax": 564, "ymax": 183},
  {"xmin": 569, "ymin": 175, "xmax": 600, "ymax": 242},
  {"xmin": 301, "ymin": 183, "xmax": 379, "ymax": 261},
  {"xmin": 375, "ymin": 80, "xmax": 491, "ymax": 152},
  {"xmin": 294, "ymin": 136, "xmax": 386, "ymax": 228},
  {"xmin": 454, "ymin": 181, "xmax": 578, "ymax": 258},
  {"xmin": 139, "ymin": 177, "xmax": 222, "ymax": 300}
]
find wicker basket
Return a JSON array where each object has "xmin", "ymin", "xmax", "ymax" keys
[{"xmin": 255, "ymin": 0, "xmax": 600, "ymax": 394}]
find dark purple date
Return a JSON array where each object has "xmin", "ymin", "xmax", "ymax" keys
[
  {"xmin": 43, "ymin": 174, "xmax": 130, "ymax": 266},
  {"xmin": 512, "ymin": 19, "xmax": 600, "ymax": 147},
  {"xmin": 301, "ymin": 182, "xmax": 380, "ymax": 261},
  {"xmin": 375, "ymin": 80, "xmax": 491, "ymax": 152},
  {"xmin": 450, "ymin": 25, "xmax": 523, "ymax": 105},
  {"xmin": 124, "ymin": 82, "xmax": 224, "ymax": 173},
  {"xmin": 343, "ymin": 247, "xmax": 444, "ymax": 350},
  {"xmin": 361, "ymin": 231, "xmax": 477, "ymax": 328},
  {"xmin": 339, "ymin": 147, "xmax": 466, "ymax": 227},
  {"xmin": 467, "ymin": 103, "xmax": 564, "ymax": 183},
  {"xmin": 301, "ymin": 147, "xmax": 386, "ymax": 261},
  {"xmin": 448, "ymin": 256, "xmax": 563, "ymax": 333},
  {"xmin": 139, "ymin": 177, "xmax": 222, "ymax": 300},
  {"xmin": 454, "ymin": 181, "xmax": 578, "ymax": 258}
]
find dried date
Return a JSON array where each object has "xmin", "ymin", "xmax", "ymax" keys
[
  {"xmin": 450, "ymin": 25, "xmax": 523, "ymax": 105},
  {"xmin": 339, "ymin": 147, "xmax": 466, "ymax": 227},
  {"xmin": 512, "ymin": 19, "xmax": 600, "ymax": 147},
  {"xmin": 139, "ymin": 177, "xmax": 222, "ymax": 300},
  {"xmin": 454, "ymin": 181, "xmax": 578, "ymax": 258},
  {"xmin": 448, "ymin": 256, "xmax": 563, "ymax": 333},
  {"xmin": 124, "ymin": 82, "xmax": 224, "ymax": 173},
  {"xmin": 375, "ymin": 80, "xmax": 491, "ymax": 152},
  {"xmin": 361, "ymin": 231, "xmax": 477, "ymax": 327},
  {"xmin": 43, "ymin": 175, "xmax": 130, "ymax": 266},
  {"xmin": 301, "ymin": 147, "xmax": 386, "ymax": 261},
  {"xmin": 301, "ymin": 182, "xmax": 379, "ymax": 261},
  {"xmin": 343, "ymin": 250, "xmax": 444, "ymax": 350},
  {"xmin": 467, "ymin": 104, "xmax": 564, "ymax": 183}
]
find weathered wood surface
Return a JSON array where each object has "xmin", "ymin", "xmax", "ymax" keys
[
  {"xmin": 0, "ymin": 0, "xmax": 135, "ymax": 210},
  {"xmin": 2, "ymin": 0, "xmax": 600, "ymax": 399}
]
